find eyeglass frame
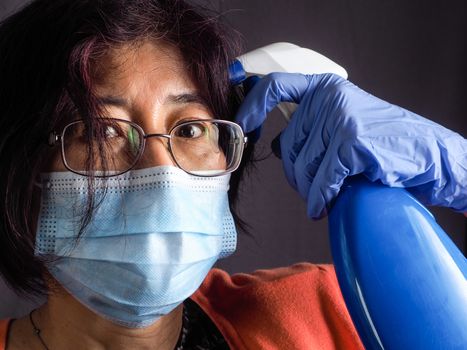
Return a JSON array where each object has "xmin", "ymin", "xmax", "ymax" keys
[{"xmin": 47, "ymin": 118, "xmax": 248, "ymax": 178}]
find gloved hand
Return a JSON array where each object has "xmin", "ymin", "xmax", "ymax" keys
[{"xmin": 235, "ymin": 73, "xmax": 467, "ymax": 219}]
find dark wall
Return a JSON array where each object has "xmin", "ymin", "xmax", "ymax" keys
[{"xmin": 0, "ymin": 0, "xmax": 465, "ymax": 278}]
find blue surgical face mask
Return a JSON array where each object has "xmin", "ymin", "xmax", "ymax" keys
[{"xmin": 35, "ymin": 165, "xmax": 237, "ymax": 328}]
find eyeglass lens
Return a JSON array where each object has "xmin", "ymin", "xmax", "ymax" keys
[{"xmin": 62, "ymin": 119, "xmax": 243, "ymax": 176}]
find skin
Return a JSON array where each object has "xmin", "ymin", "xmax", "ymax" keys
[{"xmin": 7, "ymin": 40, "xmax": 215, "ymax": 350}]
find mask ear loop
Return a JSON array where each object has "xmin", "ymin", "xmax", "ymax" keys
[
  {"xmin": 34, "ymin": 179, "xmax": 43, "ymax": 189},
  {"xmin": 34, "ymin": 176, "xmax": 52, "ymax": 190},
  {"xmin": 35, "ymin": 129, "xmax": 63, "ymax": 190},
  {"xmin": 36, "ymin": 128, "xmax": 65, "ymax": 191}
]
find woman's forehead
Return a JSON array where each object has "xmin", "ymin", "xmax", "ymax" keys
[{"xmin": 91, "ymin": 40, "xmax": 192, "ymax": 90}]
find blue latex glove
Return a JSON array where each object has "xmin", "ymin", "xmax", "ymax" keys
[{"xmin": 235, "ymin": 73, "xmax": 467, "ymax": 219}]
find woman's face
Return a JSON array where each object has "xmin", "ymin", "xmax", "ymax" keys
[{"xmin": 47, "ymin": 40, "xmax": 215, "ymax": 172}]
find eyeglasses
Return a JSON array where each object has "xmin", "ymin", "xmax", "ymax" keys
[{"xmin": 48, "ymin": 118, "xmax": 247, "ymax": 177}]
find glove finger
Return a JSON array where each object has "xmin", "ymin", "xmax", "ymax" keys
[
  {"xmin": 278, "ymin": 73, "xmax": 348, "ymax": 190},
  {"xmin": 235, "ymin": 72, "xmax": 311, "ymax": 133},
  {"xmin": 290, "ymin": 129, "xmax": 328, "ymax": 199},
  {"xmin": 306, "ymin": 147, "xmax": 351, "ymax": 219},
  {"xmin": 305, "ymin": 138, "xmax": 373, "ymax": 219}
]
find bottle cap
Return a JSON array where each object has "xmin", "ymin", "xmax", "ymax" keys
[{"xmin": 228, "ymin": 59, "xmax": 246, "ymax": 85}]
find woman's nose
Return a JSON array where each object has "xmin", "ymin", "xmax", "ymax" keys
[{"xmin": 135, "ymin": 136, "xmax": 175, "ymax": 169}]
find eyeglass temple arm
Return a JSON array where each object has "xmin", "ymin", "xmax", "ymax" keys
[{"xmin": 47, "ymin": 132, "xmax": 60, "ymax": 147}]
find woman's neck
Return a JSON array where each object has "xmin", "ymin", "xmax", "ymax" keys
[{"xmin": 10, "ymin": 290, "xmax": 183, "ymax": 350}]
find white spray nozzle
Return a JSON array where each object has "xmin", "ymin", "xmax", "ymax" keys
[
  {"xmin": 232, "ymin": 42, "xmax": 348, "ymax": 120},
  {"xmin": 237, "ymin": 42, "xmax": 347, "ymax": 79}
]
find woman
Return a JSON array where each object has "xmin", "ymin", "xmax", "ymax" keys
[
  {"xmin": 0, "ymin": 0, "xmax": 364, "ymax": 348},
  {"xmin": 0, "ymin": 0, "xmax": 465, "ymax": 349}
]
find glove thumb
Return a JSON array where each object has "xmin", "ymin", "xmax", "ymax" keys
[{"xmin": 235, "ymin": 72, "xmax": 311, "ymax": 133}]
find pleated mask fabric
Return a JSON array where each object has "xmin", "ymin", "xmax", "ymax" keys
[{"xmin": 35, "ymin": 165, "xmax": 237, "ymax": 328}]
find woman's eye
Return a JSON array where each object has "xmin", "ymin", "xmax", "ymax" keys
[
  {"xmin": 175, "ymin": 123, "xmax": 206, "ymax": 139},
  {"xmin": 97, "ymin": 124, "xmax": 125, "ymax": 140},
  {"xmin": 78, "ymin": 124, "xmax": 123, "ymax": 142},
  {"xmin": 104, "ymin": 125, "xmax": 119, "ymax": 138}
]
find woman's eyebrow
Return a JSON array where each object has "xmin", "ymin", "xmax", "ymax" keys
[
  {"xmin": 97, "ymin": 96, "xmax": 129, "ymax": 107},
  {"xmin": 166, "ymin": 93, "xmax": 208, "ymax": 106},
  {"xmin": 96, "ymin": 93, "xmax": 208, "ymax": 107}
]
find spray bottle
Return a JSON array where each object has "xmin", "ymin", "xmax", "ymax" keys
[{"xmin": 230, "ymin": 43, "xmax": 467, "ymax": 350}]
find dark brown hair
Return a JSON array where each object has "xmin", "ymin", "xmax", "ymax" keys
[{"xmin": 0, "ymin": 0, "xmax": 253, "ymax": 296}]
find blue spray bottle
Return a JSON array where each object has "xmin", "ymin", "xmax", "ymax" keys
[{"xmin": 230, "ymin": 43, "xmax": 467, "ymax": 349}]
